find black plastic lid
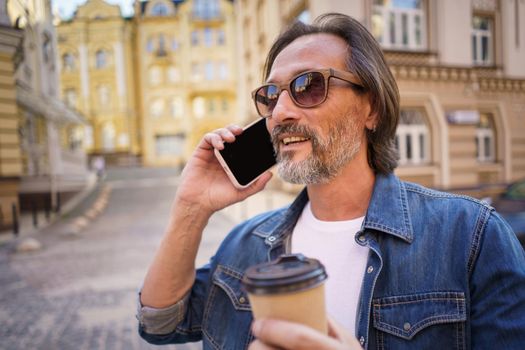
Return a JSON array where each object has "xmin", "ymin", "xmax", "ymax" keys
[{"xmin": 242, "ymin": 254, "xmax": 327, "ymax": 295}]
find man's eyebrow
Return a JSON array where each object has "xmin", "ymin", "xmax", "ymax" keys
[{"xmin": 266, "ymin": 68, "xmax": 313, "ymax": 84}]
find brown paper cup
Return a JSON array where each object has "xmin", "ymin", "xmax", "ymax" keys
[{"xmin": 242, "ymin": 254, "xmax": 328, "ymax": 334}]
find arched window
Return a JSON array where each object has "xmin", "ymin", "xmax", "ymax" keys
[
  {"xmin": 171, "ymin": 97, "xmax": 184, "ymax": 118},
  {"xmin": 192, "ymin": 97, "xmax": 206, "ymax": 118},
  {"xmin": 151, "ymin": 3, "xmax": 169, "ymax": 16},
  {"xmin": 95, "ymin": 49, "xmax": 108, "ymax": 69},
  {"xmin": 396, "ymin": 108, "xmax": 430, "ymax": 165},
  {"xmin": 476, "ymin": 113, "xmax": 496, "ymax": 162},
  {"xmin": 150, "ymin": 98, "xmax": 165, "ymax": 118},
  {"xmin": 62, "ymin": 53, "xmax": 75, "ymax": 71},
  {"xmin": 149, "ymin": 66, "xmax": 162, "ymax": 85},
  {"xmin": 102, "ymin": 123, "xmax": 115, "ymax": 151}
]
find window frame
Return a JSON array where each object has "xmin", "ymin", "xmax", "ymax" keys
[{"xmin": 372, "ymin": 0, "xmax": 427, "ymax": 51}]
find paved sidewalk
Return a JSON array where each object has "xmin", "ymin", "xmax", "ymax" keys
[{"xmin": 0, "ymin": 168, "xmax": 297, "ymax": 350}]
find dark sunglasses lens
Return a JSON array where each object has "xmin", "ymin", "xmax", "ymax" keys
[
  {"xmin": 292, "ymin": 72, "xmax": 326, "ymax": 106},
  {"xmin": 255, "ymin": 85, "xmax": 279, "ymax": 116}
]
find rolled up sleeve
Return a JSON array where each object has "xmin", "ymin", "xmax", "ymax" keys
[{"xmin": 136, "ymin": 291, "xmax": 190, "ymax": 335}]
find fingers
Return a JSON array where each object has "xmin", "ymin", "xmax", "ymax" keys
[
  {"xmin": 203, "ymin": 125, "xmax": 243, "ymax": 150},
  {"xmin": 251, "ymin": 319, "xmax": 342, "ymax": 350}
]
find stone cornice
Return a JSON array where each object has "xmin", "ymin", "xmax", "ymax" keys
[{"xmin": 389, "ymin": 64, "xmax": 525, "ymax": 93}]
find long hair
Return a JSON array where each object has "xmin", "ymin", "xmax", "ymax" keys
[{"xmin": 263, "ymin": 13, "xmax": 400, "ymax": 174}]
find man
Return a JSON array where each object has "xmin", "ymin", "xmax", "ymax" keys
[{"xmin": 137, "ymin": 13, "xmax": 525, "ymax": 349}]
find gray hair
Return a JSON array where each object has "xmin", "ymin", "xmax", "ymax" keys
[{"xmin": 263, "ymin": 13, "xmax": 400, "ymax": 174}]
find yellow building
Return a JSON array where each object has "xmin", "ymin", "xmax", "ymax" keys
[
  {"xmin": 55, "ymin": 0, "xmax": 238, "ymax": 167},
  {"xmin": 237, "ymin": 0, "xmax": 525, "ymax": 195},
  {"xmin": 56, "ymin": 0, "xmax": 140, "ymax": 165},
  {"xmin": 134, "ymin": 0, "xmax": 237, "ymax": 167},
  {"xmin": 0, "ymin": 0, "xmax": 23, "ymax": 230}
]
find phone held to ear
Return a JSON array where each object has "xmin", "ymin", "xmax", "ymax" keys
[{"xmin": 214, "ymin": 118, "xmax": 277, "ymax": 189}]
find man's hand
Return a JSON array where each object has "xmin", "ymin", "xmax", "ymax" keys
[
  {"xmin": 175, "ymin": 124, "xmax": 273, "ymax": 215},
  {"xmin": 249, "ymin": 318, "xmax": 362, "ymax": 350}
]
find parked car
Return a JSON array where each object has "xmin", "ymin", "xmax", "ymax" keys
[{"xmin": 486, "ymin": 179, "xmax": 525, "ymax": 248}]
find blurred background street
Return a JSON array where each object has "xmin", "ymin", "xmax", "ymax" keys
[
  {"xmin": 1, "ymin": 0, "xmax": 524, "ymax": 349},
  {"xmin": 0, "ymin": 166, "xmax": 293, "ymax": 349}
]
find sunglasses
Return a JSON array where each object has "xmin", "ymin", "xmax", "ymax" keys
[{"xmin": 251, "ymin": 68, "xmax": 365, "ymax": 118}]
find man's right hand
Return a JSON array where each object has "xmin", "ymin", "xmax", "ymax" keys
[
  {"xmin": 174, "ymin": 124, "xmax": 273, "ymax": 216},
  {"xmin": 140, "ymin": 124, "xmax": 272, "ymax": 309}
]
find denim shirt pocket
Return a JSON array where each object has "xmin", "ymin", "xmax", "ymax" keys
[
  {"xmin": 203, "ymin": 265, "xmax": 253, "ymax": 350},
  {"xmin": 372, "ymin": 292, "xmax": 466, "ymax": 350},
  {"xmin": 212, "ymin": 266, "xmax": 252, "ymax": 311}
]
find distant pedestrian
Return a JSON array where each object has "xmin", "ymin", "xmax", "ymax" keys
[
  {"xmin": 137, "ymin": 13, "xmax": 525, "ymax": 349},
  {"xmin": 91, "ymin": 156, "xmax": 105, "ymax": 180}
]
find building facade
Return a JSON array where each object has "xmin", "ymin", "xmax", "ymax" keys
[
  {"xmin": 56, "ymin": 0, "xmax": 140, "ymax": 165},
  {"xmin": 1, "ymin": 0, "xmax": 89, "ymax": 231},
  {"xmin": 55, "ymin": 0, "xmax": 237, "ymax": 167},
  {"xmin": 0, "ymin": 0, "xmax": 23, "ymax": 229},
  {"xmin": 236, "ymin": 0, "xmax": 525, "ymax": 194},
  {"xmin": 134, "ymin": 0, "xmax": 237, "ymax": 167}
]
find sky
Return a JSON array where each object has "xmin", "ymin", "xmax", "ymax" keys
[{"xmin": 51, "ymin": 0, "xmax": 135, "ymax": 20}]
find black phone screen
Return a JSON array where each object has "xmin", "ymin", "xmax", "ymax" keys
[{"xmin": 218, "ymin": 118, "xmax": 276, "ymax": 187}]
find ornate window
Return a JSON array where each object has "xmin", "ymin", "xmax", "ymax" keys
[
  {"xmin": 218, "ymin": 61, "xmax": 228, "ymax": 80},
  {"xmin": 150, "ymin": 98, "xmax": 165, "ymax": 118},
  {"xmin": 372, "ymin": 0, "xmax": 427, "ymax": 51},
  {"xmin": 171, "ymin": 97, "xmax": 184, "ymax": 118},
  {"xmin": 149, "ymin": 66, "xmax": 162, "ymax": 85},
  {"xmin": 476, "ymin": 113, "xmax": 496, "ymax": 162},
  {"xmin": 155, "ymin": 134, "xmax": 185, "ymax": 156},
  {"xmin": 396, "ymin": 109, "xmax": 430, "ymax": 165},
  {"xmin": 192, "ymin": 97, "xmax": 206, "ymax": 118},
  {"xmin": 151, "ymin": 3, "xmax": 169, "ymax": 16},
  {"xmin": 168, "ymin": 66, "xmax": 180, "ymax": 83},
  {"xmin": 205, "ymin": 60, "xmax": 214, "ymax": 80},
  {"xmin": 62, "ymin": 53, "xmax": 75, "ymax": 71},
  {"xmin": 204, "ymin": 27, "xmax": 213, "ymax": 47},
  {"xmin": 193, "ymin": 0, "xmax": 220, "ymax": 19},
  {"xmin": 95, "ymin": 49, "xmax": 108, "ymax": 69},
  {"xmin": 472, "ymin": 16, "xmax": 493, "ymax": 65},
  {"xmin": 102, "ymin": 122, "xmax": 115, "ymax": 151}
]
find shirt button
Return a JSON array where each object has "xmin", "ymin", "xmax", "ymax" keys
[
  {"xmin": 403, "ymin": 322, "xmax": 411, "ymax": 331},
  {"xmin": 268, "ymin": 236, "xmax": 276, "ymax": 242},
  {"xmin": 239, "ymin": 297, "xmax": 246, "ymax": 304},
  {"xmin": 359, "ymin": 336, "xmax": 365, "ymax": 345},
  {"xmin": 367, "ymin": 266, "xmax": 374, "ymax": 274}
]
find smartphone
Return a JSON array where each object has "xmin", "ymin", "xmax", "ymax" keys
[{"xmin": 214, "ymin": 118, "xmax": 277, "ymax": 189}]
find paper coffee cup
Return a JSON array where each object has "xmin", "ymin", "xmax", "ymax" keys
[{"xmin": 242, "ymin": 254, "xmax": 328, "ymax": 334}]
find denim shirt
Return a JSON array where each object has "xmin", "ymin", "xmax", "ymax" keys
[{"xmin": 138, "ymin": 174, "xmax": 525, "ymax": 349}]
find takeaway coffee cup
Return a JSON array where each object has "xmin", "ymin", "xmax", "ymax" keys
[{"xmin": 242, "ymin": 254, "xmax": 328, "ymax": 334}]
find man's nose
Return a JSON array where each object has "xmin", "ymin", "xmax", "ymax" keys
[{"xmin": 270, "ymin": 90, "xmax": 300, "ymax": 124}]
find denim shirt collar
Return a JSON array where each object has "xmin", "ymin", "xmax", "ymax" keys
[{"xmin": 253, "ymin": 173, "xmax": 414, "ymax": 244}]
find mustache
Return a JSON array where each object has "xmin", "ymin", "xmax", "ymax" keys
[{"xmin": 271, "ymin": 124, "xmax": 318, "ymax": 149}]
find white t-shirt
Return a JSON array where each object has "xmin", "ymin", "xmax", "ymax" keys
[{"xmin": 291, "ymin": 202, "xmax": 369, "ymax": 335}]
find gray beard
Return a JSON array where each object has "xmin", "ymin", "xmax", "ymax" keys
[{"xmin": 272, "ymin": 119, "xmax": 361, "ymax": 185}]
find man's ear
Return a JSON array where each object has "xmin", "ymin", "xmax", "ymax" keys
[{"xmin": 365, "ymin": 110, "xmax": 378, "ymax": 132}]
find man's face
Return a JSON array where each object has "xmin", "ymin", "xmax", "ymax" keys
[{"xmin": 265, "ymin": 33, "xmax": 374, "ymax": 184}]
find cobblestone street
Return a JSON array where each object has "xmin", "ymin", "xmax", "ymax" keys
[{"xmin": 0, "ymin": 167, "xmax": 243, "ymax": 350}]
